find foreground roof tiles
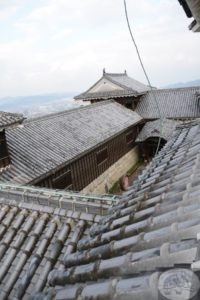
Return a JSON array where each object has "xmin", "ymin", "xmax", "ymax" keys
[
  {"xmin": 0, "ymin": 101, "xmax": 142, "ymax": 184},
  {"xmin": 33, "ymin": 119, "xmax": 200, "ymax": 299},
  {"xmin": 136, "ymin": 86, "xmax": 200, "ymax": 119},
  {"xmin": 1, "ymin": 119, "xmax": 200, "ymax": 299},
  {"xmin": 0, "ymin": 111, "xmax": 24, "ymax": 131},
  {"xmin": 0, "ymin": 186, "xmax": 107, "ymax": 300}
]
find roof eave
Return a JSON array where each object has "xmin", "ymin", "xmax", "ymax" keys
[
  {"xmin": 189, "ymin": 19, "xmax": 200, "ymax": 31},
  {"xmin": 29, "ymin": 118, "xmax": 143, "ymax": 186},
  {"xmin": 74, "ymin": 91, "xmax": 147, "ymax": 102}
]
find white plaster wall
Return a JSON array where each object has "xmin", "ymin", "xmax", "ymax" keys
[
  {"xmin": 81, "ymin": 146, "xmax": 139, "ymax": 194},
  {"xmin": 88, "ymin": 78, "xmax": 123, "ymax": 93}
]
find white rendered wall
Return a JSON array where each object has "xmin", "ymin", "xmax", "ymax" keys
[{"xmin": 81, "ymin": 146, "xmax": 139, "ymax": 194}]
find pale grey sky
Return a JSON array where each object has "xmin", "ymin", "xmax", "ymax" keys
[{"xmin": 0, "ymin": 0, "xmax": 199, "ymax": 97}]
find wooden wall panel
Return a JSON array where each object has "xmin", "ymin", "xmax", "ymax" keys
[
  {"xmin": 36, "ymin": 125, "xmax": 139, "ymax": 191},
  {"xmin": 0, "ymin": 130, "xmax": 10, "ymax": 168}
]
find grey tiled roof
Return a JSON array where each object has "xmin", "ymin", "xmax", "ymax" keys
[
  {"xmin": 0, "ymin": 183, "xmax": 115, "ymax": 215},
  {"xmin": 105, "ymin": 73, "xmax": 150, "ymax": 93},
  {"xmin": 74, "ymin": 89, "xmax": 140, "ymax": 101},
  {"xmin": 1, "ymin": 119, "xmax": 200, "ymax": 299},
  {"xmin": 0, "ymin": 111, "xmax": 24, "ymax": 130},
  {"xmin": 32, "ymin": 119, "xmax": 200, "ymax": 299},
  {"xmin": 0, "ymin": 185, "xmax": 104, "ymax": 300},
  {"xmin": 0, "ymin": 101, "xmax": 142, "ymax": 184},
  {"xmin": 135, "ymin": 86, "xmax": 200, "ymax": 119},
  {"xmin": 136, "ymin": 119, "xmax": 180, "ymax": 142},
  {"xmin": 74, "ymin": 72, "xmax": 150, "ymax": 101}
]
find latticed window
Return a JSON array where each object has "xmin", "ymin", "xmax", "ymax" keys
[
  {"xmin": 52, "ymin": 170, "xmax": 72, "ymax": 189},
  {"xmin": 126, "ymin": 131, "xmax": 134, "ymax": 144},
  {"xmin": 96, "ymin": 147, "xmax": 108, "ymax": 165},
  {"xmin": 0, "ymin": 130, "xmax": 10, "ymax": 168}
]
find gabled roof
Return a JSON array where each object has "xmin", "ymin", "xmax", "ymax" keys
[
  {"xmin": 27, "ymin": 119, "xmax": 200, "ymax": 299},
  {"xmin": 105, "ymin": 72, "xmax": 150, "ymax": 93},
  {"xmin": 136, "ymin": 119, "xmax": 181, "ymax": 142},
  {"xmin": 74, "ymin": 71, "xmax": 150, "ymax": 101},
  {"xmin": 135, "ymin": 86, "xmax": 200, "ymax": 119},
  {"xmin": 0, "ymin": 111, "xmax": 24, "ymax": 131},
  {"xmin": 0, "ymin": 101, "xmax": 142, "ymax": 184}
]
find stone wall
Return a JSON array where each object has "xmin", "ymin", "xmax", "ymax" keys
[{"xmin": 81, "ymin": 146, "xmax": 139, "ymax": 194}]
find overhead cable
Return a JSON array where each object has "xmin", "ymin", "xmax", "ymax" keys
[{"xmin": 123, "ymin": 0, "xmax": 163, "ymax": 155}]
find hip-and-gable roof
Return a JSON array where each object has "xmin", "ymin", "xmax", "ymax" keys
[{"xmin": 74, "ymin": 71, "xmax": 150, "ymax": 101}]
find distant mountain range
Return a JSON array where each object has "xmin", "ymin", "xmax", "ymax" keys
[
  {"xmin": 0, "ymin": 92, "xmax": 74, "ymax": 110},
  {"xmin": 0, "ymin": 79, "xmax": 200, "ymax": 117},
  {"xmin": 0, "ymin": 92, "xmax": 86, "ymax": 118},
  {"xmin": 163, "ymin": 79, "xmax": 200, "ymax": 89}
]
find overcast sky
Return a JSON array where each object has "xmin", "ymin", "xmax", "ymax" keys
[{"xmin": 0, "ymin": 0, "xmax": 199, "ymax": 98}]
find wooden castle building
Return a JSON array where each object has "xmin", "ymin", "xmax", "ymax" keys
[
  {"xmin": 75, "ymin": 70, "xmax": 200, "ymax": 158},
  {"xmin": 0, "ymin": 75, "xmax": 199, "ymax": 193},
  {"xmin": 0, "ymin": 118, "xmax": 200, "ymax": 299},
  {"xmin": 74, "ymin": 69, "xmax": 150, "ymax": 110},
  {"xmin": 0, "ymin": 111, "xmax": 24, "ymax": 169},
  {"xmin": 0, "ymin": 101, "xmax": 143, "ymax": 193}
]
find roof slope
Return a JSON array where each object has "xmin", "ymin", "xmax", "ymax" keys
[
  {"xmin": 32, "ymin": 119, "xmax": 200, "ymax": 299},
  {"xmin": 0, "ymin": 185, "xmax": 104, "ymax": 300},
  {"xmin": 74, "ymin": 71, "xmax": 150, "ymax": 101},
  {"xmin": 1, "ymin": 119, "xmax": 200, "ymax": 299},
  {"xmin": 0, "ymin": 111, "xmax": 24, "ymax": 131},
  {"xmin": 0, "ymin": 101, "xmax": 142, "ymax": 184},
  {"xmin": 136, "ymin": 119, "xmax": 180, "ymax": 142},
  {"xmin": 105, "ymin": 72, "xmax": 150, "ymax": 93},
  {"xmin": 136, "ymin": 86, "xmax": 200, "ymax": 119}
]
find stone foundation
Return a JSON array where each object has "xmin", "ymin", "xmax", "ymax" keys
[{"xmin": 81, "ymin": 146, "xmax": 139, "ymax": 194}]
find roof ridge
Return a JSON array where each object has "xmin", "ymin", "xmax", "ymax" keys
[
  {"xmin": 104, "ymin": 73, "xmax": 150, "ymax": 92},
  {"xmin": 104, "ymin": 74, "xmax": 133, "ymax": 91},
  {"xmin": 157, "ymin": 86, "xmax": 200, "ymax": 92},
  {"xmin": 105, "ymin": 72, "xmax": 127, "ymax": 77},
  {"xmin": 24, "ymin": 100, "xmax": 115, "ymax": 124},
  {"xmin": 0, "ymin": 111, "xmax": 24, "ymax": 117}
]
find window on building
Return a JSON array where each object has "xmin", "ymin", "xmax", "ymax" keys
[
  {"xmin": 125, "ymin": 102, "xmax": 132, "ymax": 109},
  {"xmin": 52, "ymin": 170, "xmax": 72, "ymax": 189},
  {"xmin": 96, "ymin": 147, "xmax": 108, "ymax": 165},
  {"xmin": 0, "ymin": 141, "xmax": 7, "ymax": 158},
  {"xmin": 126, "ymin": 131, "xmax": 134, "ymax": 144},
  {"xmin": 0, "ymin": 130, "xmax": 10, "ymax": 168}
]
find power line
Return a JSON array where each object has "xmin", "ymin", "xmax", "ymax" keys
[{"xmin": 123, "ymin": 0, "xmax": 163, "ymax": 155}]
